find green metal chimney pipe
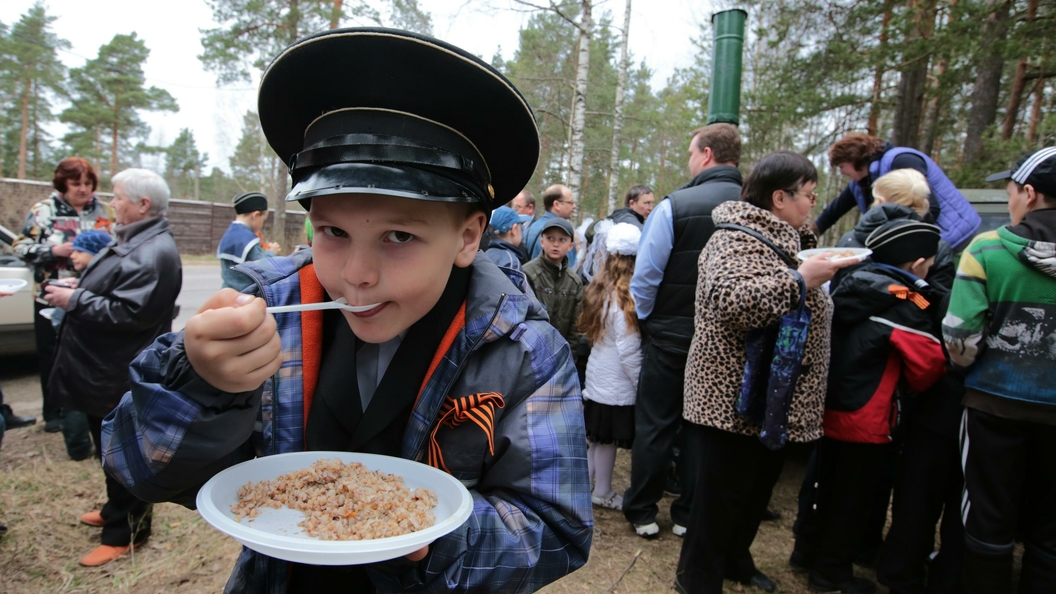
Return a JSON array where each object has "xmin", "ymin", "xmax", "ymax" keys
[{"xmin": 707, "ymin": 8, "xmax": 747, "ymax": 126}]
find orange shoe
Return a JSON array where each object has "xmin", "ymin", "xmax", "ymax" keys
[
  {"xmin": 79, "ymin": 542, "xmax": 142, "ymax": 566},
  {"xmin": 80, "ymin": 510, "xmax": 105, "ymax": 527}
]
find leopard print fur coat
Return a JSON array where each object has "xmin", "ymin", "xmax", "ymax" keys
[{"xmin": 683, "ymin": 200, "xmax": 834, "ymax": 442}]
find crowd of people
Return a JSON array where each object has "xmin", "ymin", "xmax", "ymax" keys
[
  {"xmin": 483, "ymin": 118, "xmax": 1054, "ymax": 594},
  {"xmin": 1, "ymin": 26, "xmax": 1053, "ymax": 594}
]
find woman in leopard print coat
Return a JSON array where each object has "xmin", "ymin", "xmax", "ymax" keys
[{"xmin": 675, "ymin": 152, "xmax": 855, "ymax": 594}]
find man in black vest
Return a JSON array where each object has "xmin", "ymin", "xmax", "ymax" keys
[{"xmin": 624, "ymin": 123, "xmax": 743, "ymax": 537}]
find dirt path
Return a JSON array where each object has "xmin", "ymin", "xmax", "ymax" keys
[{"xmin": 0, "ymin": 369, "xmax": 884, "ymax": 593}]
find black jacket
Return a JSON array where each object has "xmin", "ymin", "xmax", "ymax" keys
[
  {"xmin": 645, "ymin": 165, "xmax": 743, "ymax": 353},
  {"xmin": 51, "ymin": 217, "xmax": 182, "ymax": 418},
  {"xmin": 834, "ymin": 203, "xmax": 956, "ymax": 292},
  {"xmin": 608, "ymin": 207, "xmax": 645, "ymax": 229},
  {"xmin": 824, "ymin": 262, "xmax": 948, "ymax": 443}
]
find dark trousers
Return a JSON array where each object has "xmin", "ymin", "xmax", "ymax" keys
[
  {"xmin": 961, "ymin": 408, "xmax": 1056, "ymax": 594},
  {"xmin": 863, "ymin": 442, "xmax": 900, "ymax": 558},
  {"xmin": 675, "ymin": 423, "xmax": 786, "ymax": 593},
  {"xmin": 793, "ymin": 433, "xmax": 900, "ymax": 563},
  {"xmin": 33, "ymin": 301, "xmax": 60, "ymax": 422},
  {"xmin": 879, "ymin": 423, "xmax": 964, "ymax": 594},
  {"xmin": 88, "ymin": 415, "xmax": 152, "ymax": 546},
  {"xmin": 623, "ymin": 339, "xmax": 694, "ymax": 527},
  {"xmin": 795, "ymin": 438, "xmax": 891, "ymax": 584}
]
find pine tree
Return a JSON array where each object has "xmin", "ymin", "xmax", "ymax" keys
[
  {"xmin": 229, "ymin": 111, "xmax": 287, "ymax": 203},
  {"xmin": 165, "ymin": 129, "xmax": 209, "ymax": 200},
  {"xmin": 0, "ymin": 2, "xmax": 68, "ymax": 179},
  {"xmin": 199, "ymin": 0, "xmax": 432, "ymax": 243},
  {"xmin": 59, "ymin": 33, "xmax": 178, "ymax": 180}
]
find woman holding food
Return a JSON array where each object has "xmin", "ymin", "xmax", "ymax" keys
[
  {"xmin": 14, "ymin": 157, "xmax": 114, "ymax": 434},
  {"xmin": 674, "ymin": 152, "xmax": 853, "ymax": 594}
]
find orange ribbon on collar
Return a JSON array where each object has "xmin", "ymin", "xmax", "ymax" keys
[
  {"xmin": 888, "ymin": 285, "xmax": 930, "ymax": 309},
  {"xmin": 427, "ymin": 392, "xmax": 506, "ymax": 473}
]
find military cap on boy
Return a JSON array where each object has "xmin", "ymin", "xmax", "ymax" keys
[
  {"xmin": 865, "ymin": 219, "xmax": 941, "ymax": 266},
  {"xmin": 986, "ymin": 146, "xmax": 1056, "ymax": 198},
  {"xmin": 488, "ymin": 206, "xmax": 531, "ymax": 236},
  {"xmin": 258, "ymin": 28, "xmax": 540, "ymax": 214},
  {"xmin": 232, "ymin": 191, "xmax": 269, "ymax": 214},
  {"xmin": 540, "ymin": 217, "xmax": 575, "ymax": 238},
  {"xmin": 71, "ymin": 230, "xmax": 112, "ymax": 255}
]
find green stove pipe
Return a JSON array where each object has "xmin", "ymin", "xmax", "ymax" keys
[{"xmin": 707, "ymin": 8, "xmax": 747, "ymax": 126}]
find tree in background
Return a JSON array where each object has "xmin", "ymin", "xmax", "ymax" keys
[
  {"xmin": 606, "ymin": 0, "xmax": 632, "ymax": 215},
  {"xmin": 165, "ymin": 128, "xmax": 209, "ymax": 200},
  {"xmin": 198, "ymin": 0, "xmax": 432, "ymax": 239},
  {"xmin": 60, "ymin": 33, "xmax": 178, "ymax": 180},
  {"xmin": 0, "ymin": 2, "xmax": 68, "ymax": 180},
  {"xmin": 229, "ymin": 111, "xmax": 287, "ymax": 205}
]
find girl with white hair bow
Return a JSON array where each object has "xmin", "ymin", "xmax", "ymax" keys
[{"xmin": 576, "ymin": 223, "xmax": 642, "ymax": 511}]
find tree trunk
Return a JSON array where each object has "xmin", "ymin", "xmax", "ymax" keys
[
  {"xmin": 1027, "ymin": 77, "xmax": 1044, "ymax": 144},
  {"xmin": 891, "ymin": 0, "xmax": 935, "ymax": 149},
  {"xmin": 1000, "ymin": 0, "xmax": 1038, "ymax": 141},
  {"xmin": 921, "ymin": 0, "xmax": 955, "ymax": 156},
  {"xmin": 920, "ymin": 55, "xmax": 948, "ymax": 157},
  {"xmin": 330, "ymin": 0, "xmax": 343, "ymax": 29},
  {"xmin": 18, "ymin": 76, "xmax": 32, "ymax": 179},
  {"xmin": 606, "ymin": 0, "xmax": 632, "ymax": 216},
  {"xmin": 961, "ymin": 0, "xmax": 1012, "ymax": 167},
  {"xmin": 566, "ymin": 0, "xmax": 592, "ymax": 204},
  {"xmin": 111, "ymin": 104, "xmax": 121, "ymax": 178},
  {"xmin": 867, "ymin": 2, "xmax": 893, "ymax": 136}
]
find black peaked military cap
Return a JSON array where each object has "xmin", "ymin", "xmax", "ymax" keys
[{"xmin": 258, "ymin": 27, "xmax": 539, "ymax": 214}]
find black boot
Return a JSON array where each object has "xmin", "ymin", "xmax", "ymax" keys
[
  {"xmin": 807, "ymin": 573, "xmax": 876, "ymax": 593},
  {"xmin": 1019, "ymin": 541, "xmax": 1056, "ymax": 594},
  {"xmin": 963, "ymin": 532, "xmax": 1013, "ymax": 594},
  {"xmin": 737, "ymin": 569, "xmax": 777, "ymax": 592},
  {"xmin": 1, "ymin": 404, "xmax": 36, "ymax": 429}
]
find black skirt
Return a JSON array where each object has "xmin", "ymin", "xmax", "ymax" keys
[{"xmin": 584, "ymin": 400, "xmax": 635, "ymax": 449}]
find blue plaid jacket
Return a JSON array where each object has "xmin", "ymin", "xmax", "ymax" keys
[{"xmin": 102, "ymin": 251, "xmax": 593, "ymax": 593}]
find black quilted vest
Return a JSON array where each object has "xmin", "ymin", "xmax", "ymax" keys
[{"xmin": 646, "ymin": 165, "xmax": 743, "ymax": 353}]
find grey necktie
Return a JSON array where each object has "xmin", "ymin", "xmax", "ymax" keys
[{"xmin": 357, "ymin": 341, "xmax": 379, "ymax": 411}]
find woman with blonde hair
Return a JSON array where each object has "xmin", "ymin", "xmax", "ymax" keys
[
  {"xmin": 578, "ymin": 222, "xmax": 643, "ymax": 512},
  {"xmin": 872, "ymin": 168, "xmax": 931, "ymax": 218}
]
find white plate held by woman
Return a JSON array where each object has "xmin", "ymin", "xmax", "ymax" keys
[
  {"xmin": 796, "ymin": 247, "xmax": 872, "ymax": 264},
  {"xmin": 0, "ymin": 278, "xmax": 28, "ymax": 293},
  {"xmin": 196, "ymin": 451, "xmax": 474, "ymax": 565}
]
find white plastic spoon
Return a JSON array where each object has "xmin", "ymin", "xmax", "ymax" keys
[{"xmin": 266, "ymin": 297, "xmax": 382, "ymax": 314}]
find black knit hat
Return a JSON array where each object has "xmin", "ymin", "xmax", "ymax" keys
[
  {"xmin": 232, "ymin": 191, "xmax": 269, "ymax": 214},
  {"xmin": 865, "ymin": 219, "xmax": 941, "ymax": 266}
]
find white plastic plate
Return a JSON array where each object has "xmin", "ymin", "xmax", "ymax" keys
[
  {"xmin": 796, "ymin": 247, "xmax": 872, "ymax": 264},
  {"xmin": 0, "ymin": 278, "xmax": 28, "ymax": 293},
  {"xmin": 196, "ymin": 451, "xmax": 474, "ymax": 565},
  {"xmin": 38, "ymin": 308, "xmax": 56, "ymax": 320}
]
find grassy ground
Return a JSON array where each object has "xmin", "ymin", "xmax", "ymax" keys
[{"xmin": 1, "ymin": 364, "xmax": 883, "ymax": 593}]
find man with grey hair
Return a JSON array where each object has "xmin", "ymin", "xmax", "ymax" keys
[{"xmin": 42, "ymin": 167, "xmax": 181, "ymax": 566}]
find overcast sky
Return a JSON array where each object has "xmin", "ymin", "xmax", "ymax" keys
[{"xmin": 2, "ymin": 0, "xmax": 712, "ymax": 172}]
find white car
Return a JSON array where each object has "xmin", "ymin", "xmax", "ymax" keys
[{"xmin": 0, "ymin": 223, "xmax": 36, "ymax": 356}]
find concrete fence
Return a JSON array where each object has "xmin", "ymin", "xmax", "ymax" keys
[{"xmin": 1, "ymin": 178, "xmax": 308, "ymax": 256}]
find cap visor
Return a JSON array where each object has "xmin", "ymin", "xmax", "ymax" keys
[
  {"xmin": 286, "ymin": 162, "xmax": 479, "ymax": 203},
  {"xmin": 985, "ymin": 170, "xmax": 1012, "ymax": 183}
]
